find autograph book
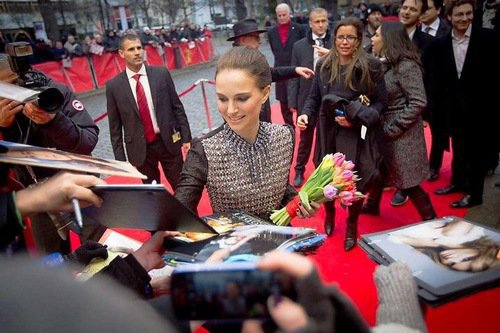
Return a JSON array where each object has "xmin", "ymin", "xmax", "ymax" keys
[
  {"xmin": 359, "ymin": 216, "xmax": 500, "ymax": 306},
  {"xmin": 0, "ymin": 141, "xmax": 146, "ymax": 179},
  {"xmin": 81, "ymin": 184, "xmax": 325, "ymax": 264}
]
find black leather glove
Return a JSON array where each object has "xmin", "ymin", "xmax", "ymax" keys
[
  {"xmin": 322, "ymin": 94, "xmax": 348, "ymax": 108},
  {"xmin": 65, "ymin": 240, "xmax": 108, "ymax": 266}
]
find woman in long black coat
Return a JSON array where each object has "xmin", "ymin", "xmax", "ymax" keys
[{"xmin": 298, "ymin": 17, "xmax": 388, "ymax": 251}]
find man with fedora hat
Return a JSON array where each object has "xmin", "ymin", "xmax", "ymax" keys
[{"xmin": 227, "ymin": 18, "xmax": 314, "ymax": 123}]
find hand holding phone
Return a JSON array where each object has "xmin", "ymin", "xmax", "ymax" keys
[{"xmin": 171, "ymin": 262, "xmax": 297, "ymax": 321}]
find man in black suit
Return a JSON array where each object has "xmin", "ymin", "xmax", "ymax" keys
[
  {"xmin": 289, "ymin": 7, "xmax": 332, "ymax": 187},
  {"xmin": 420, "ymin": 0, "xmax": 451, "ymax": 182},
  {"xmin": 106, "ymin": 34, "xmax": 192, "ymax": 187},
  {"xmin": 268, "ymin": 3, "xmax": 306, "ymax": 127},
  {"xmin": 427, "ymin": 0, "xmax": 500, "ymax": 207}
]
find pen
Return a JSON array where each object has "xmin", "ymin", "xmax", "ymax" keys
[{"xmin": 71, "ymin": 197, "xmax": 83, "ymax": 229}]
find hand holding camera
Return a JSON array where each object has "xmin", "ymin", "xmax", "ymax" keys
[
  {"xmin": 0, "ymin": 98, "xmax": 23, "ymax": 127},
  {"xmin": 23, "ymin": 101, "xmax": 55, "ymax": 124}
]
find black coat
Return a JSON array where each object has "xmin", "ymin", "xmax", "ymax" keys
[
  {"xmin": 426, "ymin": 26, "xmax": 500, "ymax": 153},
  {"xmin": 288, "ymin": 29, "xmax": 333, "ymax": 117},
  {"xmin": 268, "ymin": 22, "xmax": 306, "ymax": 101},
  {"xmin": 302, "ymin": 57, "xmax": 388, "ymax": 191}
]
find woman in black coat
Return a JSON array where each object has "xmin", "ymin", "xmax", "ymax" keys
[{"xmin": 298, "ymin": 17, "xmax": 387, "ymax": 251}]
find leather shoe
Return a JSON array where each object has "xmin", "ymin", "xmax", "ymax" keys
[
  {"xmin": 293, "ymin": 173, "xmax": 304, "ymax": 187},
  {"xmin": 390, "ymin": 190, "xmax": 409, "ymax": 206},
  {"xmin": 434, "ymin": 184, "xmax": 461, "ymax": 195},
  {"xmin": 450, "ymin": 195, "xmax": 482, "ymax": 208},
  {"xmin": 428, "ymin": 168, "xmax": 439, "ymax": 181}
]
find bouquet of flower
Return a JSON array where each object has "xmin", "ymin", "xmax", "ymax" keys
[{"xmin": 270, "ymin": 152, "xmax": 365, "ymax": 226}]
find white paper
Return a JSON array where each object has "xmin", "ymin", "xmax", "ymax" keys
[{"xmin": 0, "ymin": 81, "xmax": 39, "ymax": 103}]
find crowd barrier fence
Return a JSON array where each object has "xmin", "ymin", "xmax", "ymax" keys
[{"xmin": 31, "ymin": 38, "xmax": 216, "ymax": 94}]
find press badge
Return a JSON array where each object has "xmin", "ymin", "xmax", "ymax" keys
[{"xmin": 172, "ymin": 130, "xmax": 181, "ymax": 143}]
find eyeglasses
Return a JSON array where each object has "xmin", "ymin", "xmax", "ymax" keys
[{"xmin": 335, "ymin": 35, "xmax": 358, "ymax": 42}]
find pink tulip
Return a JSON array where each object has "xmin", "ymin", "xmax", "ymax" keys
[
  {"xmin": 323, "ymin": 185, "xmax": 338, "ymax": 200},
  {"xmin": 339, "ymin": 191, "xmax": 355, "ymax": 206},
  {"xmin": 332, "ymin": 152, "xmax": 345, "ymax": 167},
  {"xmin": 342, "ymin": 170, "xmax": 354, "ymax": 181},
  {"xmin": 343, "ymin": 161, "xmax": 355, "ymax": 170}
]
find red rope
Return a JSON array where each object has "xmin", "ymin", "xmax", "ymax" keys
[
  {"xmin": 92, "ymin": 80, "xmax": 207, "ymax": 123},
  {"xmin": 178, "ymin": 82, "xmax": 198, "ymax": 97}
]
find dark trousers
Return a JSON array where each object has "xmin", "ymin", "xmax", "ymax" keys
[
  {"xmin": 137, "ymin": 139, "xmax": 183, "ymax": 189},
  {"xmin": 279, "ymin": 100, "xmax": 294, "ymax": 128},
  {"xmin": 294, "ymin": 123, "xmax": 316, "ymax": 175},
  {"xmin": 429, "ymin": 125, "xmax": 445, "ymax": 171},
  {"xmin": 451, "ymin": 134, "xmax": 487, "ymax": 201}
]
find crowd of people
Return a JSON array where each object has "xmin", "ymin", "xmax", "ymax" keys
[
  {"xmin": 0, "ymin": 22, "xmax": 213, "ymax": 66},
  {"xmin": 1, "ymin": 0, "xmax": 499, "ymax": 331}
]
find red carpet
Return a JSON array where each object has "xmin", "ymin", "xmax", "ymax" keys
[{"xmin": 85, "ymin": 104, "xmax": 498, "ymax": 332}]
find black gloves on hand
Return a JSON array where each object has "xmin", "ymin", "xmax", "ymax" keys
[
  {"xmin": 65, "ymin": 240, "xmax": 108, "ymax": 266},
  {"xmin": 322, "ymin": 94, "xmax": 348, "ymax": 108}
]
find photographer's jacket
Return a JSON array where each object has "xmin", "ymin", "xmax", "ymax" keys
[{"xmin": 1, "ymin": 71, "xmax": 99, "ymax": 183}]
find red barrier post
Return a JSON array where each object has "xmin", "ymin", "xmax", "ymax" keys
[{"xmin": 200, "ymin": 79, "xmax": 212, "ymax": 131}]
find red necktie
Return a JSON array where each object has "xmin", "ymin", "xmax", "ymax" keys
[{"xmin": 133, "ymin": 74, "xmax": 157, "ymax": 143}]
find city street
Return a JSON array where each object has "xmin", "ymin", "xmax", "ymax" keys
[{"xmin": 80, "ymin": 36, "xmax": 276, "ymax": 160}]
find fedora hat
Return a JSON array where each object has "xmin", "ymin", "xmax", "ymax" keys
[{"xmin": 227, "ymin": 19, "xmax": 267, "ymax": 41}]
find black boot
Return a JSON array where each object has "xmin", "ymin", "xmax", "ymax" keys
[
  {"xmin": 344, "ymin": 201, "xmax": 362, "ymax": 251},
  {"xmin": 361, "ymin": 173, "xmax": 384, "ymax": 215},
  {"xmin": 408, "ymin": 187, "xmax": 437, "ymax": 221},
  {"xmin": 324, "ymin": 201, "xmax": 336, "ymax": 236},
  {"xmin": 362, "ymin": 182, "xmax": 383, "ymax": 216}
]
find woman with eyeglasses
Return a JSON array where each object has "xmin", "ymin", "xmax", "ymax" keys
[{"xmin": 297, "ymin": 17, "xmax": 388, "ymax": 251}]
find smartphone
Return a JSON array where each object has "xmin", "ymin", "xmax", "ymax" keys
[
  {"xmin": 335, "ymin": 108, "xmax": 345, "ymax": 116},
  {"xmin": 170, "ymin": 262, "xmax": 297, "ymax": 321}
]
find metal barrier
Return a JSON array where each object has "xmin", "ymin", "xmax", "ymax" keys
[{"xmin": 93, "ymin": 78, "xmax": 216, "ymax": 131}]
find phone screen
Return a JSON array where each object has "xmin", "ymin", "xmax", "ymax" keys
[{"xmin": 171, "ymin": 263, "xmax": 296, "ymax": 321}]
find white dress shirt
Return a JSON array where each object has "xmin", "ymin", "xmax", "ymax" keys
[
  {"xmin": 126, "ymin": 65, "xmax": 160, "ymax": 134},
  {"xmin": 451, "ymin": 24, "xmax": 472, "ymax": 79}
]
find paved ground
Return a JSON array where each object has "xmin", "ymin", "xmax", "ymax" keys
[
  {"xmin": 78, "ymin": 36, "xmax": 499, "ymax": 230},
  {"xmin": 79, "ymin": 36, "xmax": 276, "ymax": 161}
]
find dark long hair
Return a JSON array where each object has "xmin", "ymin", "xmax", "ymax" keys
[
  {"xmin": 380, "ymin": 21, "xmax": 422, "ymax": 74},
  {"xmin": 320, "ymin": 17, "xmax": 375, "ymax": 93}
]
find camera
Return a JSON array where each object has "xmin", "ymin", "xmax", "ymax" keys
[
  {"xmin": 5, "ymin": 42, "xmax": 64, "ymax": 113},
  {"xmin": 170, "ymin": 262, "xmax": 297, "ymax": 321}
]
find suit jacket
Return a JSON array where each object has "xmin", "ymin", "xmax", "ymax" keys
[
  {"xmin": 412, "ymin": 28, "xmax": 435, "ymax": 56},
  {"xmin": 426, "ymin": 25, "xmax": 500, "ymax": 149},
  {"xmin": 435, "ymin": 18, "xmax": 451, "ymax": 38},
  {"xmin": 268, "ymin": 22, "xmax": 306, "ymax": 101},
  {"xmin": 288, "ymin": 30, "xmax": 333, "ymax": 118},
  {"xmin": 106, "ymin": 66, "xmax": 192, "ymax": 166}
]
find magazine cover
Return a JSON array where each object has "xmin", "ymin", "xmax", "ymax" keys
[
  {"xmin": 163, "ymin": 211, "xmax": 325, "ymax": 264},
  {"xmin": 0, "ymin": 140, "xmax": 146, "ymax": 179},
  {"xmin": 360, "ymin": 216, "xmax": 500, "ymax": 302}
]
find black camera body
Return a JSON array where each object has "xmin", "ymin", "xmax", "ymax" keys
[{"xmin": 5, "ymin": 42, "xmax": 64, "ymax": 113}]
